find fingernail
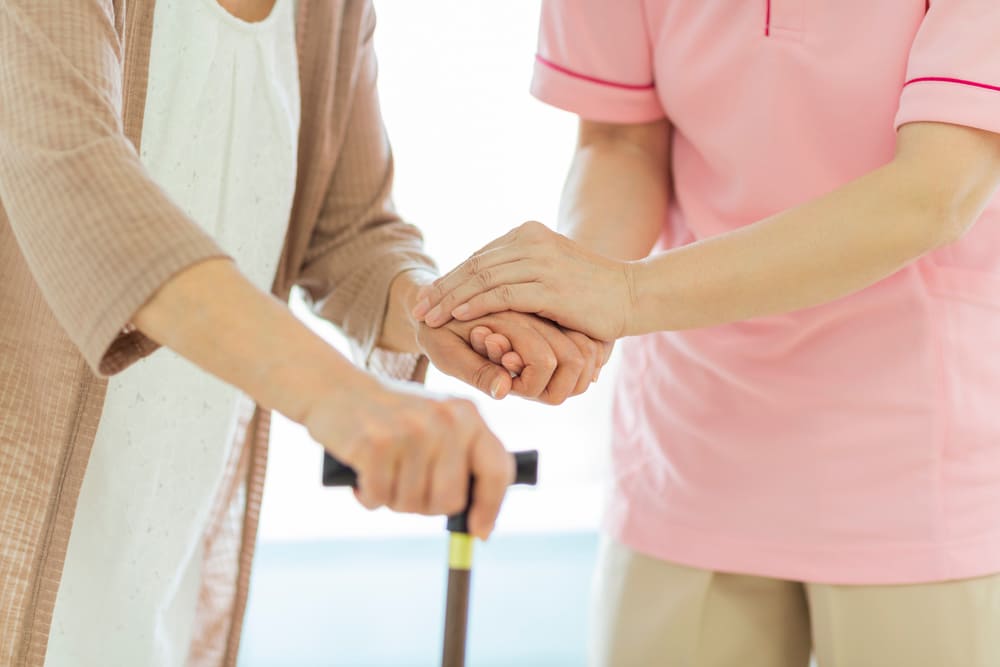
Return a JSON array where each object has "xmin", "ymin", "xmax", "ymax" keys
[
  {"xmin": 491, "ymin": 377, "xmax": 504, "ymax": 399},
  {"xmin": 411, "ymin": 298, "xmax": 430, "ymax": 319},
  {"xmin": 452, "ymin": 304, "xmax": 470, "ymax": 319},
  {"xmin": 425, "ymin": 305, "xmax": 443, "ymax": 325}
]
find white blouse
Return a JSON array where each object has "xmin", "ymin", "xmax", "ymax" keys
[{"xmin": 48, "ymin": 1, "xmax": 300, "ymax": 665}]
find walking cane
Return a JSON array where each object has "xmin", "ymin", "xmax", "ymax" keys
[{"xmin": 322, "ymin": 450, "xmax": 539, "ymax": 667}]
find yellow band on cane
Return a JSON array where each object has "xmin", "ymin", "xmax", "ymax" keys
[{"xmin": 448, "ymin": 533, "xmax": 475, "ymax": 570}]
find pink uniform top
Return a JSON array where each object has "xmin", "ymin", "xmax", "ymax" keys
[{"xmin": 532, "ymin": 0, "xmax": 1000, "ymax": 584}]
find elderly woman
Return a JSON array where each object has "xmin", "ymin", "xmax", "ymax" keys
[
  {"xmin": 0, "ymin": 1, "xmax": 607, "ymax": 665},
  {"xmin": 417, "ymin": 1, "xmax": 1000, "ymax": 665}
]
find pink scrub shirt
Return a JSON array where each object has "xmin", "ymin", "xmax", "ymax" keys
[{"xmin": 532, "ymin": 0, "xmax": 1000, "ymax": 584}]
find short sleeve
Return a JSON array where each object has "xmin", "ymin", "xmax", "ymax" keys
[
  {"xmin": 530, "ymin": 0, "xmax": 665, "ymax": 124},
  {"xmin": 895, "ymin": 0, "xmax": 1000, "ymax": 136}
]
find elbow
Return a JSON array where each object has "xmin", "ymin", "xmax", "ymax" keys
[
  {"xmin": 919, "ymin": 198, "xmax": 973, "ymax": 250},
  {"xmin": 915, "ymin": 182, "xmax": 990, "ymax": 251},
  {"xmin": 895, "ymin": 163, "xmax": 988, "ymax": 253}
]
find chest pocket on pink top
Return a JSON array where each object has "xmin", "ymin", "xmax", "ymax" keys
[{"xmin": 766, "ymin": 0, "xmax": 805, "ymax": 35}]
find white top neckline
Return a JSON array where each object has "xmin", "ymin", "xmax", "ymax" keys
[{"xmin": 199, "ymin": 0, "xmax": 284, "ymax": 32}]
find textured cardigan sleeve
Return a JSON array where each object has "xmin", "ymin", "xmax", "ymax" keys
[
  {"xmin": 295, "ymin": 2, "xmax": 437, "ymax": 375},
  {"xmin": 0, "ymin": 0, "xmax": 227, "ymax": 375}
]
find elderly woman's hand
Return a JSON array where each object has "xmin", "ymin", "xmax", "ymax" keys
[
  {"xmin": 418, "ymin": 311, "xmax": 609, "ymax": 405},
  {"xmin": 412, "ymin": 222, "xmax": 635, "ymax": 342}
]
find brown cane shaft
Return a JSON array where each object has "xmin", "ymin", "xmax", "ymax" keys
[{"xmin": 441, "ymin": 567, "xmax": 471, "ymax": 667}]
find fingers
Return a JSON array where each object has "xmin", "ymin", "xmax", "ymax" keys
[
  {"xmin": 597, "ymin": 340, "xmax": 615, "ymax": 381},
  {"xmin": 353, "ymin": 431, "xmax": 396, "ymax": 510},
  {"xmin": 464, "ymin": 418, "xmax": 513, "ymax": 540},
  {"xmin": 316, "ymin": 385, "xmax": 511, "ymax": 536},
  {"xmin": 451, "ymin": 284, "xmax": 549, "ymax": 324},
  {"xmin": 421, "ymin": 260, "xmax": 538, "ymax": 328},
  {"xmin": 517, "ymin": 319, "xmax": 584, "ymax": 406},
  {"xmin": 413, "ymin": 221, "xmax": 554, "ymax": 323},
  {"xmin": 470, "ymin": 326, "xmax": 492, "ymax": 357},
  {"xmin": 419, "ymin": 325, "xmax": 512, "ymax": 399},
  {"xmin": 501, "ymin": 351, "xmax": 525, "ymax": 375},
  {"xmin": 564, "ymin": 330, "xmax": 598, "ymax": 395},
  {"xmin": 427, "ymin": 401, "xmax": 471, "ymax": 516},
  {"xmin": 484, "ymin": 333, "xmax": 512, "ymax": 365},
  {"xmin": 392, "ymin": 424, "xmax": 433, "ymax": 513},
  {"xmin": 487, "ymin": 322, "xmax": 556, "ymax": 399},
  {"xmin": 413, "ymin": 247, "xmax": 522, "ymax": 323}
]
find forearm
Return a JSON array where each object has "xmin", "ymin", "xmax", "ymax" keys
[
  {"xmin": 627, "ymin": 159, "xmax": 977, "ymax": 335},
  {"xmin": 134, "ymin": 258, "xmax": 371, "ymax": 422},
  {"xmin": 560, "ymin": 121, "xmax": 670, "ymax": 260}
]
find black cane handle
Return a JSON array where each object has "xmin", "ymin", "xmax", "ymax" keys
[
  {"xmin": 323, "ymin": 450, "xmax": 538, "ymax": 533},
  {"xmin": 322, "ymin": 450, "xmax": 538, "ymax": 489}
]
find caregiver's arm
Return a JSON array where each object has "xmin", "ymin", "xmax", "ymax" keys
[
  {"xmin": 416, "ymin": 121, "xmax": 1000, "ymax": 340},
  {"xmin": 625, "ymin": 121, "xmax": 1000, "ymax": 335},
  {"xmin": 558, "ymin": 119, "xmax": 670, "ymax": 261}
]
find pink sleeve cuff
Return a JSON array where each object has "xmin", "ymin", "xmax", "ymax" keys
[
  {"xmin": 895, "ymin": 77, "xmax": 1000, "ymax": 137},
  {"xmin": 530, "ymin": 55, "xmax": 666, "ymax": 124}
]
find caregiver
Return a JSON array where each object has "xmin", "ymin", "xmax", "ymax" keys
[
  {"xmin": 415, "ymin": 1, "xmax": 1000, "ymax": 665},
  {"xmin": 0, "ymin": 0, "xmax": 607, "ymax": 665}
]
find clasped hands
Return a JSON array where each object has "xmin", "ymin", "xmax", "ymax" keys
[
  {"xmin": 414, "ymin": 222, "xmax": 629, "ymax": 400},
  {"xmin": 328, "ymin": 225, "xmax": 622, "ymax": 538},
  {"xmin": 417, "ymin": 312, "xmax": 611, "ymax": 406}
]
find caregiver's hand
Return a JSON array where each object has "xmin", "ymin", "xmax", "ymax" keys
[
  {"xmin": 418, "ymin": 311, "xmax": 606, "ymax": 405},
  {"xmin": 412, "ymin": 222, "xmax": 634, "ymax": 342}
]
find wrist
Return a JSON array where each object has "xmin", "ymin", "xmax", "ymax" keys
[
  {"xmin": 621, "ymin": 259, "xmax": 642, "ymax": 337},
  {"xmin": 380, "ymin": 268, "xmax": 438, "ymax": 354},
  {"xmin": 262, "ymin": 334, "xmax": 374, "ymax": 422}
]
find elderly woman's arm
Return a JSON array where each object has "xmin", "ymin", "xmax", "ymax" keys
[
  {"xmin": 0, "ymin": 0, "xmax": 510, "ymax": 536},
  {"xmin": 414, "ymin": 121, "xmax": 1000, "ymax": 341}
]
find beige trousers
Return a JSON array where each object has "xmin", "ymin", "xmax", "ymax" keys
[{"xmin": 591, "ymin": 539, "xmax": 1000, "ymax": 667}]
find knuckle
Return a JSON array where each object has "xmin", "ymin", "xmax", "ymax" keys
[
  {"xmin": 483, "ymin": 460, "xmax": 509, "ymax": 488},
  {"xmin": 498, "ymin": 285, "xmax": 515, "ymax": 305},
  {"xmin": 471, "ymin": 363, "xmax": 497, "ymax": 393},
  {"xmin": 426, "ymin": 283, "xmax": 444, "ymax": 303},
  {"xmin": 364, "ymin": 430, "xmax": 393, "ymax": 459},
  {"xmin": 565, "ymin": 348, "xmax": 585, "ymax": 371},
  {"xmin": 432, "ymin": 399, "xmax": 457, "ymax": 424},
  {"xmin": 542, "ymin": 352, "xmax": 558, "ymax": 373},
  {"xmin": 465, "ymin": 254, "xmax": 482, "ymax": 277},
  {"xmin": 476, "ymin": 269, "xmax": 493, "ymax": 290},
  {"xmin": 400, "ymin": 412, "xmax": 431, "ymax": 441},
  {"xmin": 442, "ymin": 489, "xmax": 467, "ymax": 516},
  {"xmin": 520, "ymin": 220, "xmax": 544, "ymax": 237}
]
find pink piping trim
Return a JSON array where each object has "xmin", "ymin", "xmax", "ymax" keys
[
  {"xmin": 904, "ymin": 76, "xmax": 1000, "ymax": 93},
  {"xmin": 534, "ymin": 54, "xmax": 654, "ymax": 91},
  {"xmin": 765, "ymin": 0, "xmax": 771, "ymax": 36}
]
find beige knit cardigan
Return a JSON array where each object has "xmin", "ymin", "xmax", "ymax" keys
[{"xmin": 0, "ymin": 1, "xmax": 436, "ymax": 664}]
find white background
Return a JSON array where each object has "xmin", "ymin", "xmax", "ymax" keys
[{"xmin": 257, "ymin": 0, "xmax": 616, "ymax": 541}]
